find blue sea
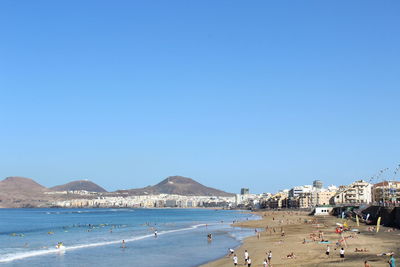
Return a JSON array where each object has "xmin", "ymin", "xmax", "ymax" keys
[{"xmin": 0, "ymin": 208, "xmax": 258, "ymax": 267}]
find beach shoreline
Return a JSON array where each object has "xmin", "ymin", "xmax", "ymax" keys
[{"xmin": 200, "ymin": 210, "xmax": 400, "ymax": 267}]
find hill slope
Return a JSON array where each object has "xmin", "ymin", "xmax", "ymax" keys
[
  {"xmin": 0, "ymin": 177, "xmax": 49, "ymax": 208},
  {"xmin": 50, "ymin": 180, "xmax": 107, "ymax": 192},
  {"xmin": 122, "ymin": 176, "xmax": 233, "ymax": 196}
]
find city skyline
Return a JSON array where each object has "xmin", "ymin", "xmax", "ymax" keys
[{"xmin": 1, "ymin": 1, "xmax": 400, "ymax": 193}]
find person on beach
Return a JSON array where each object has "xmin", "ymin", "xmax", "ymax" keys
[
  {"xmin": 263, "ymin": 258, "xmax": 269, "ymax": 267},
  {"xmin": 228, "ymin": 248, "xmax": 234, "ymax": 256},
  {"xmin": 286, "ymin": 252, "xmax": 296, "ymax": 259},
  {"xmin": 389, "ymin": 254, "xmax": 396, "ymax": 267},
  {"xmin": 267, "ymin": 250, "xmax": 272, "ymax": 263},
  {"xmin": 247, "ymin": 257, "xmax": 252, "ymax": 267},
  {"xmin": 364, "ymin": 260, "xmax": 371, "ymax": 267},
  {"xmin": 154, "ymin": 230, "xmax": 158, "ymax": 237},
  {"xmin": 121, "ymin": 240, "xmax": 126, "ymax": 248},
  {"xmin": 339, "ymin": 248, "xmax": 345, "ymax": 260},
  {"xmin": 244, "ymin": 250, "xmax": 249, "ymax": 264},
  {"xmin": 326, "ymin": 245, "xmax": 330, "ymax": 257},
  {"xmin": 233, "ymin": 254, "xmax": 238, "ymax": 266}
]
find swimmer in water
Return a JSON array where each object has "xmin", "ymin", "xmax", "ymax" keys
[{"xmin": 207, "ymin": 233, "xmax": 212, "ymax": 241}]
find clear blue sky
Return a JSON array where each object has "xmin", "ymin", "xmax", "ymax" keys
[{"xmin": 1, "ymin": 1, "xmax": 399, "ymax": 193}]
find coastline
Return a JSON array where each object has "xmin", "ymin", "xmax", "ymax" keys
[{"xmin": 200, "ymin": 210, "xmax": 399, "ymax": 267}]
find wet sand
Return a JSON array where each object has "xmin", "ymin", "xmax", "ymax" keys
[{"xmin": 201, "ymin": 211, "xmax": 399, "ymax": 267}]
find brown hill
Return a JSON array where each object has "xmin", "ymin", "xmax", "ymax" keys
[
  {"xmin": 0, "ymin": 176, "xmax": 47, "ymax": 194},
  {"xmin": 0, "ymin": 177, "xmax": 49, "ymax": 208},
  {"xmin": 121, "ymin": 176, "xmax": 233, "ymax": 196},
  {"xmin": 50, "ymin": 180, "xmax": 107, "ymax": 192}
]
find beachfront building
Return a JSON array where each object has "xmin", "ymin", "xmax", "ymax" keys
[
  {"xmin": 235, "ymin": 193, "xmax": 263, "ymax": 208},
  {"xmin": 298, "ymin": 192, "xmax": 313, "ymax": 208},
  {"xmin": 372, "ymin": 181, "xmax": 400, "ymax": 205},
  {"xmin": 288, "ymin": 181, "xmax": 337, "ymax": 209},
  {"xmin": 264, "ymin": 192, "xmax": 288, "ymax": 209},
  {"xmin": 287, "ymin": 197, "xmax": 299, "ymax": 208},
  {"xmin": 316, "ymin": 191, "xmax": 336, "ymax": 206},
  {"xmin": 297, "ymin": 190, "xmax": 337, "ymax": 208},
  {"xmin": 332, "ymin": 180, "xmax": 372, "ymax": 205},
  {"xmin": 235, "ymin": 194, "xmax": 246, "ymax": 206},
  {"xmin": 51, "ymin": 194, "xmax": 236, "ymax": 208},
  {"xmin": 288, "ymin": 185, "xmax": 313, "ymax": 198}
]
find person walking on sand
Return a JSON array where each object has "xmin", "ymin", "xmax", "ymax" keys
[
  {"xmin": 228, "ymin": 248, "xmax": 234, "ymax": 256},
  {"xmin": 389, "ymin": 254, "xmax": 396, "ymax": 267},
  {"xmin": 267, "ymin": 250, "xmax": 272, "ymax": 263},
  {"xmin": 263, "ymin": 258, "xmax": 268, "ymax": 267},
  {"xmin": 326, "ymin": 245, "xmax": 330, "ymax": 257},
  {"xmin": 233, "ymin": 254, "xmax": 238, "ymax": 266},
  {"xmin": 244, "ymin": 250, "xmax": 249, "ymax": 264},
  {"xmin": 339, "ymin": 247, "xmax": 345, "ymax": 260},
  {"xmin": 364, "ymin": 260, "xmax": 371, "ymax": 267},
  {"xmin": 247, "ymin": 257, "xmax": 252, "ymax": 267}
]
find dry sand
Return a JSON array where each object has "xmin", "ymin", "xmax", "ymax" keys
[{"xmin": 201, "ymin": 210, "xmax": 399, "ymax": 267}]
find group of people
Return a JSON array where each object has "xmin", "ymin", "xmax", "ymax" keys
[
  {"xmin": 230, "ymin": 249, "xmax": 272, "ymax": 267},
  {"xmin": 324, "ymin": 245, "xmax": 345, "ymax": 260},
  {"xmin": 230, "ymin": 249, "xmax": 252, "ymax": 267}
]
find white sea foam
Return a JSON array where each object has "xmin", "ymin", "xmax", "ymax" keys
[
  {"xmin": 45, "ymin": 209, "xmax": 134, "ymax": 215},
  {"xmin": 0, "ymin": 224, "xmax": 206, "ymax": 263}
]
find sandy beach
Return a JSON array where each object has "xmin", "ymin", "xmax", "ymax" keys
[{"xmin": 201, "ymin": 211, "xmax": 399, "ymax": 267}]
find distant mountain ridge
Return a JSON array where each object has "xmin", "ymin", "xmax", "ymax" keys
[
  {"xmin": 120, "ymin": 176, "xmax": 234, "ymax": 197},
  {"xmin": 0, "ymin": 175, "xmax": 233, "ymax": 208},
  {"xmin": 51, "ymin": 180, "xmax": 107, "ymax": 192}
]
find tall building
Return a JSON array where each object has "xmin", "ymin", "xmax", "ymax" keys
[
  {"xmin": 313, "ymin": 180, "xmax": 323, "ymax": 189},
  {"xmin": 240, "ymin": 188, "xmax": 249, "ymax": 195}
]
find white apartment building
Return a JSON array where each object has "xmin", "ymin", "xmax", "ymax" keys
[
  {"xmin": 333, "ymin": 180, "xmax": 372, "ymax": 204},
  {"xmin": 289, "ymin": 185, "xmax": 313, "ymax": 198}
]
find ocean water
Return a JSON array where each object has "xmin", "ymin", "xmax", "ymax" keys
[{"xmin": 0, "ymin": 208, "xmax": 258, "ymax": 267}]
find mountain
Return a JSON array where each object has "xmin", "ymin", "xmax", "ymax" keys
[
  {"xmin": 0, "ymin": 175, "xmax": 231, "ymax": 208},
  {"xmin": 50, "ymin": 180, "xmax": 107, "ymax": 192},
  {"xmin": 121, "ymin": 176, "xmax": 233, "ymax": 196},
  {"xmin": 0, "ymin": 176, "xmax": 47, "ymax": 193},
  {"xmin": 0, "ymin": 177, "xmax": 49, "ymax": 208}
]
